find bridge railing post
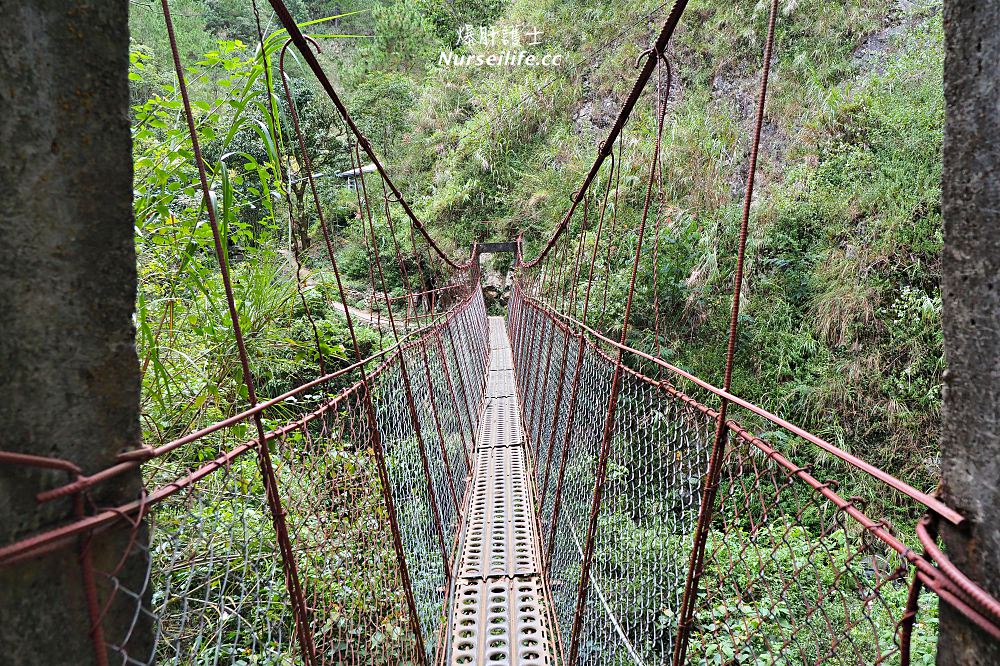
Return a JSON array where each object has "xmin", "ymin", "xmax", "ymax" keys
[{"xmin": 671, "ymin": 2, "xmax": 779, "ymax": 661}]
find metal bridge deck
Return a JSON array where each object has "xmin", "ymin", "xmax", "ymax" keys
[{"xmin": 446, "ymin": 316, "xmax": 557, "ymax": 665}]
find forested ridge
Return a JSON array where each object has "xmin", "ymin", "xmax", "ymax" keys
[{"xmin": 128, "ymin": 1, "xmax": 946, "ymax": 660}]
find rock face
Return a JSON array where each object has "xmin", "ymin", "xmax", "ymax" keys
[
  {"xmin": 480, "ymin": 253, "xmax": 512, "ymax": 312},
  {"xmin": 0, "ymin": 1, "xmax": 151, "ymax": 663},
  {"xmin": 939, "ymin": 1, "xmax": 1000, "ymax": 664}
]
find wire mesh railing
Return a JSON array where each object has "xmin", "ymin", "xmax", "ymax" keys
[
  {"xmin": 512, "ymin": 285, "xmax": 714, "ymax": 665},
  {"xmin": 0, "ymin": 285, "xmax": 489, "ymax": 666},
  {"xmin": 508, "ymin": 279, "xmax": 1000, "ymax": 665}
]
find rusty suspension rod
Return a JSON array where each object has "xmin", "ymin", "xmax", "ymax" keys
[{"xmin": 519, "ymin": 0, "xmax": 689, "ymax": 269}]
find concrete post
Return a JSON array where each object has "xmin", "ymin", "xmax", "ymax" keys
[
  {"xmin": 939, "ymin": 2, "xmax": 1000, "ymax": 663},
  {"xmin": 0, "ymin": 1, "xmax": 151, "ymax": 663}
]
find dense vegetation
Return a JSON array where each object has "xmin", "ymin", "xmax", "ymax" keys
[
  {"xmin": 130, "ymin": 0, "xmax": 946, "ymax": 662},
  {"xmin": 132, "ymin": 0, "xmax": 945, "ymax": 493}
]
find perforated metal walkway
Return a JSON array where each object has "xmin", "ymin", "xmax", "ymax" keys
[{"xmin": 446, "ymin": 316, "xmax": 557, "ymax": 665}]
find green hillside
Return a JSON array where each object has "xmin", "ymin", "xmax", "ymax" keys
[{"xmin": 129, "ymin": 0, "xmax": 945, "ymax": 502}]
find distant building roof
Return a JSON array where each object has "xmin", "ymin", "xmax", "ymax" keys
[{"xmin": 335, "ymin": 163, "xmax": 377, "ymax": 178}]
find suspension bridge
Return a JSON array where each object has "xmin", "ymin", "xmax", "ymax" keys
[{"xmin": 1, "ymin": 0, "xmax": 999, "ymax": 664}]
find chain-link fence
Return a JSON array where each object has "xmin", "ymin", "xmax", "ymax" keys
[
  {"xmin": 0, "ymin": 286, "xmax": 488, "ymax": 666},
  {"xmin": 508, "ymin": 280, "xmax": 997, "ymax": 666}
]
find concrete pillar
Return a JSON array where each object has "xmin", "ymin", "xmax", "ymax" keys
[
  {"xmin": 939, "ymin": 1, "xmax": 1000, "ymax": 664},
  {"xmin": 0, "ymin": 1, "xmax": 151, "ymax": 664}
]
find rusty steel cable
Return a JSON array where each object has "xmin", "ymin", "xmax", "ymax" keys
[
  {"xmin": 540, "ymin": 148, "xmax": 619, "ymax": 567},
  {"xmin": 279, "ymin": 35, "xmax": 446, "ymax": 661},
  {"xmin": 159, "ymin": 2, "xmax": 318, "ymax": 661},
  {"xmin": 518, "ymin": 0, "xmax": 690, "ymax": 270},
  {"xmin": 600, "ymin": 136, "xmax": 626, "ymax": 321},
  {"xmin": 353, "ymin": 144, "xmax": 456, "ymax": 593},
  {"xmin": 565, "ymin": 48, "xmax": 673, "ymax": 664},
  {"xmin": 673, "ymin": 3, "xmax": 783, "ymax": 659},
  {"xmin": 382, "ymin": 175, "xmax": 467, "ymax": 557},
  {"xmin": 265, "ymin": 0, "xmax": 468, "ymax": 270}
]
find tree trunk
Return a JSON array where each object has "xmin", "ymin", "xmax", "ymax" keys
[
  {"xmin": 938, "ymin": 2, "xmax": 1000, "ymax": 664},
  {"xmin": 0, "ymin": 1, "xmax": 151, "ymax": 663}
]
